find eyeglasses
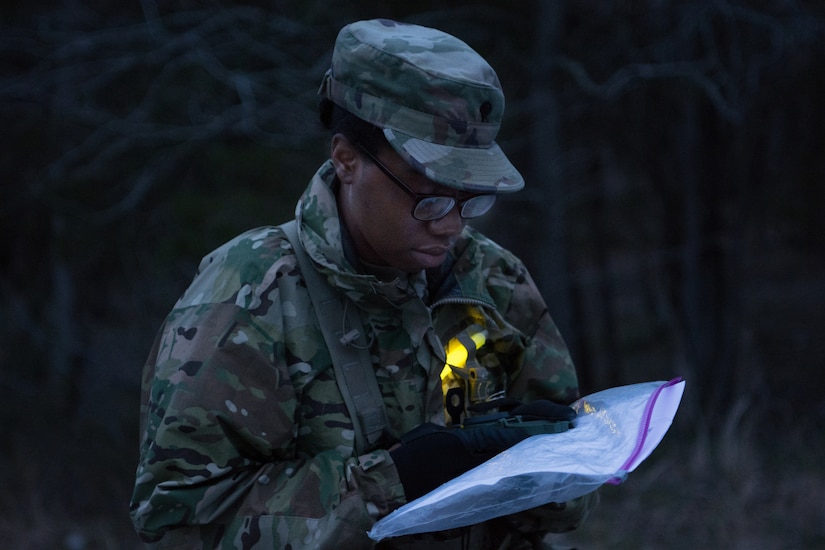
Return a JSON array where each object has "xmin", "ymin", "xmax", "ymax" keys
[{"xmin": 357, "ymin": 144, "xmax": 496, "ymax": 221}]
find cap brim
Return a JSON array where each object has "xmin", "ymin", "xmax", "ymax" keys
[{"xmin": 384, "ymin": 128, "xmax": 524, "ymax": 194}]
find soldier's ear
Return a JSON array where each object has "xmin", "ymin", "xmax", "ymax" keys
[{"xmin": 331, "ymin": 134, "xmax": 359, "ymax": 184}]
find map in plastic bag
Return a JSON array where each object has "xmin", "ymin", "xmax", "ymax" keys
[{"xmin": 368, "ymin": 378, "xmax": 685, "ymax": 541}]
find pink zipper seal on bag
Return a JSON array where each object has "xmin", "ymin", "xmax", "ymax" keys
[{"xmin": 606, "ymin": 376, "xmax": 683, "ymax": 485}]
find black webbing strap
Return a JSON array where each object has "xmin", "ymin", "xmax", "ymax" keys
[{"xmin": 281, "ymin": 220, "xmax": 387, "ymax": 455}]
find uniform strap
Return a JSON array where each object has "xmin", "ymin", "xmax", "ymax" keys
[{"xmin": 281, "ymin": 220, "xmax": 388, "ymax": 455}]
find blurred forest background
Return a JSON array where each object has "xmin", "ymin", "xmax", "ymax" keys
[{"xmin": 2, "ymin": 1, "xmax": 824, "ymax": 548}]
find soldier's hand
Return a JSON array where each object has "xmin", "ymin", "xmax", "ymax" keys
[
  {"xmin": 389, "ymin": 422, "xmax": 530, "ymax": 501},
  {"xmin": 506, "ymin": 399, "xmax": 576, "ymax": 422},
  {"xmin": 390, "ymin": 400, "xmax": 576, "ymax": 501}
]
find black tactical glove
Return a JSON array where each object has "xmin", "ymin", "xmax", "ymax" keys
[
  {"xmin": 507, "ymin": 399, "xmax": 577, "ymax": 422},
  {"xmin": 390, "ymin": 400, "xmax": 576, "ymax": 501},
  {"xmin": 390, "ymin": 422, "xmax": 525, "ymax": 501},
  {"xmin": 470, "ymin": 397, "xmax": 577, "ymax": 422}
]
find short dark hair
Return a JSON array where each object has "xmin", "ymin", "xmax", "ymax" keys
[{"xmin": 319, "ymin": 97, "xmax": 388, "ymax": 156}]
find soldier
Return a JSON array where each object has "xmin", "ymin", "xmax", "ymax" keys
[{"xmin": 130, "ymin": 18, "xmax": 598, "ymax": 549}]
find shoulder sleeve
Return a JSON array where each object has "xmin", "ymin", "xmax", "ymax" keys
[
  {"xmin": 130, "ymin": 228, "xmax": 405, "ymax": 548},
  {"xmin": 505, "ymin": 261, "xmax": 581, "ymax": 405},
  {"xmin": 466, "ymin": 230, "xmax": 580, "ymax": 405}
]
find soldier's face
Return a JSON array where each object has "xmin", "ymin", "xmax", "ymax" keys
[{"xmin": 333, "ymin": 137, "xmax": 466, "ymax": 273}]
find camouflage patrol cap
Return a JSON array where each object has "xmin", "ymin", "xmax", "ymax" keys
[{"xmin": 319, "ymin": 19, "xmax": 524, "ymax": 193}]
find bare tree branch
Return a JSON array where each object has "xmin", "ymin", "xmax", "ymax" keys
[{"xmin": 2, "ymin": 6, "xmax": 329, "ymax": 221}]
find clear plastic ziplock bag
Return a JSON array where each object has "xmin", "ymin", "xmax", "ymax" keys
[{"xmin": 368, "ymin": 378, "xmax": 685, "ymax": 541}]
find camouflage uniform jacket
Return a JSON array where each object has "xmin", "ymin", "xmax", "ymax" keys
[{"xmin": 130, "ymin": 161, "xmax": 584, "ymax": 549}]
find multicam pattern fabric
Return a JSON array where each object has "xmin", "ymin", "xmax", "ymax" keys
[
  {"xmin": 320, "ymin": 19, "xmax": 524, "ymax": 194},
  {"xmin": 129, "ymin": 160, "xmax": 587, "ymax": 549}
]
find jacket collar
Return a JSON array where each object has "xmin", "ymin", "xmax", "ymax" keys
[{"xmin": 296, "ymin": 161, "xmax": 496, "ymax": 310}]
